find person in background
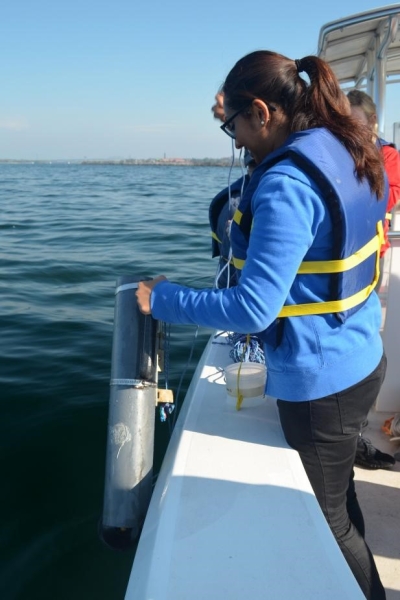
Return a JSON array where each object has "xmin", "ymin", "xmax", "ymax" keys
[
  {"xmin": 211, "ymin": 90, "xmax": 225, "ymax": 123},
  {"xmin": 210, "ymin": 92, "xmax": 256, "ymax": 288},
  {"xmin": 347, "ymin": 89, "xmax": 399, "ymax": 471},
  {"xmin": 137, "ymin": 50, "xmax": 388, "ymax": 599},
  {"xmin": 208, "ymin": 156, "xmax": 249, "ymax": 288},
  {"xmin": 348, "ymin": 89, "xmax": 400, "ymax": 290},
  {"xmin": 209, "ymin": 95, "xmax": 265, "ymax": 364}
]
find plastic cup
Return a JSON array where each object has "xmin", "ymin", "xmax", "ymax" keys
[{"xmin": 224, "ymin": 362, "xmax": 267, "ymax": 408}]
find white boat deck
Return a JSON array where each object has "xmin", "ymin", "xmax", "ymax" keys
[
  {"xmin": 125, "ymin": 331, "xmax": 399, "ymax": 600},
  {"xmin": 126, "ymin": 332, "xmax": 377, "ymax": 600}
]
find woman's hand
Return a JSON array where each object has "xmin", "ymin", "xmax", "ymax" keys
[{"xmin": 136, "ymin": 276, "xmax": 167, "ymax": 315}]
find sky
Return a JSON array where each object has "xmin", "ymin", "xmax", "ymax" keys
[{"xmin": 1, "ymin": 0, "xmax": 399, "ymax": 160}]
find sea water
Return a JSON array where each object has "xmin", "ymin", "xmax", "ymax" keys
[{"xmin": 0, "ymin": 163, "xmax": 241, "ymax": 600}]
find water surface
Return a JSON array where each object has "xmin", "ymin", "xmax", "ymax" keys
[{"xmin": 0, "ymin": 163, "xmax": 239, "ymax": 599}]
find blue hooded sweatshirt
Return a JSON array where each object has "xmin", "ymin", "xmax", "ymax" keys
[{"xmin": 150, "ymin": 134, "xmax": 383, "ymax": 401}]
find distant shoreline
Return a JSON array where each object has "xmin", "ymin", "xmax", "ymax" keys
[{"xmin": 0, "ymin": 158, "xmax": 241, "ymax": 167}]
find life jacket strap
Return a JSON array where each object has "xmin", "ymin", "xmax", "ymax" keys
[
  {"xmin": 298, "ymin": 223, "xmax": 383, "ymax": 274},
  {"xmin": 211, "ymin": 231, "xmax": 222, "ymax": 243},
  {"xmin": 232, "ymin": 256, "xmax": 245, "ymax": 269},
  {"xmin": 278, "ymin": 221, "xmax": 384, "ymax": 317},
  {"xmin": 278, "ymin": 280, "xmax": 379, "ymax": 317},
  {"xmin": 232, "ymin": 221, "xmax": 384, "ymax": 317},
  {"xmin": 233, "ymin": 209, "xmax": 243, "ymax": 225}
]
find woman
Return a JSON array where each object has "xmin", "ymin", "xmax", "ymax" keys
[
  {"xmin": 137, "ymin": 51, "xmax": 387, "ymax": 599},
  {"xmin": 347, "ymin": 89, "xmax": 400, "ymax": 290}
]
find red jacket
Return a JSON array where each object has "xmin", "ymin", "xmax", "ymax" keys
[{"xmin": 380, "ymin": 144, "xmax": 400, "ymax": 257}]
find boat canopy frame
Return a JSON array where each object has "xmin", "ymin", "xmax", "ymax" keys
[{"xmin": 318, "ymin": 4, "xmax": 400, "ymax": 136}]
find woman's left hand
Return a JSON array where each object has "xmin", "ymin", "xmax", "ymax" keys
[{"xmin": 136, "ymin": 276, "xmax": 167, "ymax": 315}]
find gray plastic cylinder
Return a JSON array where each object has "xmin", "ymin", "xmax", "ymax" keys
[{"xmin": 101, "ymin": 275, "xmax": 158, "ymax": 549}]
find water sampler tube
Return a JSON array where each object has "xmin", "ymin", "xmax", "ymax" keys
[{"xmin": 100, "ymin": 275, "xmax": 159, "ymax": 550}]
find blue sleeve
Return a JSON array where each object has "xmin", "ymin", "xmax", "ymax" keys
[{"xmin": 151, "ymin": 172, "xmax": 326, "ymax": 331}]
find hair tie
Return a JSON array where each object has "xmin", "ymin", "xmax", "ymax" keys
[{"xmin": 295, "ymin": 59, "xmax": 304, "ymax": 74}]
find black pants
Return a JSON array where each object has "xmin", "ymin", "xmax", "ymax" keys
[{"xmin": 277, "ymin": 353, "xmax": 387, "ymax": 600}]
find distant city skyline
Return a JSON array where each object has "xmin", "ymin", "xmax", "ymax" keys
[
  {"xmin": 1, "ymin": 0, "xmax": 399, "ymax": 161},
  {"xmin": 0, "ymin": 157, "xmax": 239, "ymax": 165}
]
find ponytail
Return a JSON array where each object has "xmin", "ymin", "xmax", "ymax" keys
[
  {"xmin": 223, "ymin": 51, "xmax": 385, "ymax": 198},
  {"xmin": 291, "ymin": 55, "xmax": 384, "ymax": 198}
]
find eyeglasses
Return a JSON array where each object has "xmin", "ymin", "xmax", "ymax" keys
[
  {"xmin": 220, "ymin": 105, "xmax": 251, "ymax": 139},
  {"xmin": 220, "ymin": 101, "xmax": 277, "ymax": 139}
]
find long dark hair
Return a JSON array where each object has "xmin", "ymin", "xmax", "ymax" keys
[{"xmin": 222, "ymin": 50, "xmax": 384, "ymax": 197}]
